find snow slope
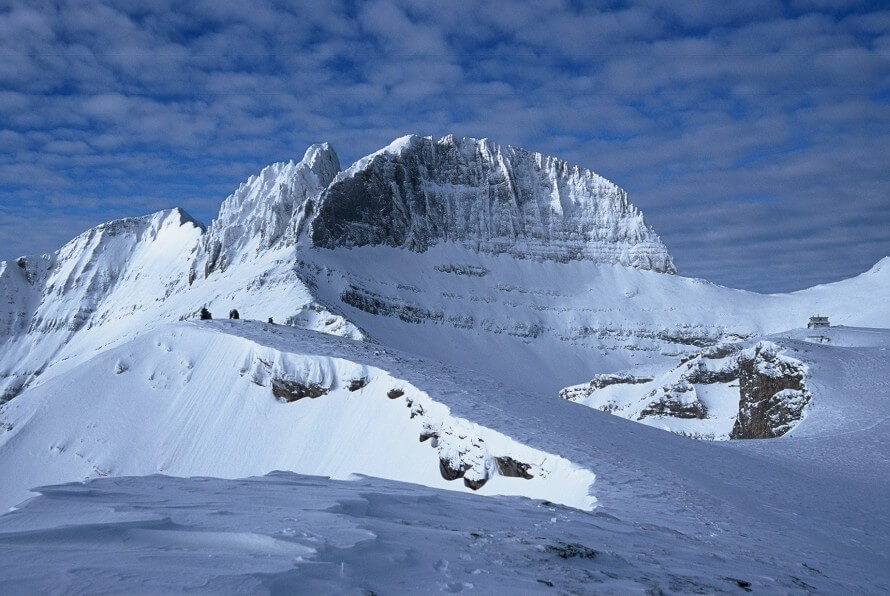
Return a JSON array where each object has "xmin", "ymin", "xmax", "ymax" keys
[
  {"xmin": 0, "ymin": 321, "xmax": 594, "ymax": 512},
  {"xmin": 302, "ymin": 242, "xmax": 890, "ymax": 396},
  {"xmin": 0, "ymin": 209, "xmax": 203, "ymax": 402},
  {"xmin": 0, "ymin": 321, "xmax": 887, "ymax": 592}
]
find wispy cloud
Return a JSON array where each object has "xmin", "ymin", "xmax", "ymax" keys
[{"xmin": 0, "ymin": 0, "xmax": 887, "ymax": 292}]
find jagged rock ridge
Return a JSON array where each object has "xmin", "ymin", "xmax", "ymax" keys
[
  {"xmin": 309, "ymin": 135, "xmax": 675, "ymax": 272},
  {"xmin": 198, "ymin": 143, "xmax": 341, "ymax": 277}
]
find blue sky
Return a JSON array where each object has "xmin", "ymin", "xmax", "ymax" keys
[{"xmin": 1, "ymin": 0, "xmax": 888, "ymax": 292}]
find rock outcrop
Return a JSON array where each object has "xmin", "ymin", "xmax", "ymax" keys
[
  {"xmin": 639, "ymin": 380, "xmax": 708, "ymax": 420},
  {"xmin": 560, "ymin": 340, "xmax": 812, "ymax": 441},
  {"xmin": 731, "ymin": 342, "xmax": 810, "ymax": 439}
]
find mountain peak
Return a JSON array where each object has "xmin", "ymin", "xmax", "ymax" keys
[
  {"xmin": 301, "ymin": 142, "xmax": 341, "ymax": 181},
  {"xmin": 310, "ymin": 135, "xmax": 675, "ymax": 273},
  {"xmin": 198, "ymin": 144, "xmax": 342, "ymax": 276}
]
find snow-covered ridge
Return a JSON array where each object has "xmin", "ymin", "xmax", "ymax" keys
[
  {"xmin": 310, "ymin": 135, "xmax": 675, "ymax": 272},
  {"xmin": 0, "ymin": 322, "xmax": 595, "ymax": 511},
  {"xmin": 0, "ymin": 208, "xmax": 204, "ymax": 401}
]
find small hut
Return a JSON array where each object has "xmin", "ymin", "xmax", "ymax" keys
[{"xmin": 807, "ymin": 315, "xmax": 830, "ymax": 329}]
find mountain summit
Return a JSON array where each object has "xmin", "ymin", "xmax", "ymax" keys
[
  {"xmin": 310, "ymin": 135, "xmax": 675, "ymax": 272},
  {"xmin": 195, "ymin": 135, "xmax": 674, "ymax": 276}
]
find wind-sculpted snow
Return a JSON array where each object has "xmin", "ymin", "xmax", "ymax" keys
[
  {"xmin": 310, "ymin": 135, "xmax": 675, "ymax": 272},
  {"xmin": 0, "ymin": 471, "xmax": 882, "ymax": 594},
  {"xmin": 1, "ymin": 324, "xmax": 889, "ymax": 592}
]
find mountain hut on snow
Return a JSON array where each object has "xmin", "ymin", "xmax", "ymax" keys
[{"xmin": 808, "ymin": 315, "xmax": 830, "ymax": 329}]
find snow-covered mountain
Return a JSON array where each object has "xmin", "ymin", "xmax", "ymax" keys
[
  {"xmin": 0, "ymin": 209, "xmax": 203, "ymax": 402},
  {"xmin": 1, "ymin": 135, "xmax": 888, "ymax": 591},
  {"xmin": 197, "ymin": 142, "xmax": 340, "ymax": 277}
]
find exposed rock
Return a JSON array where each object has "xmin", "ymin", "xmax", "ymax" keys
[
  {"xmin": 639, "ymin": 380, "xmax": 708, "ymax": 420},
  {"xmin": 731, "ymin": 342, "xmax": 810, "ymax": 439},
  {"xmin": 683, "ymin": 358, "xmax": 738, "ymax": 384},
  {"xmin": 387, "ymin": 388, "xmax": 405, "ymax": 399},
  {"xmin": 434, "ymin": 264, "xmax": 489, "ymax": 277},
  {"xmin": 197, "ymin": 143, "xmax": 340, "ymax": 277},
  {"xmin": 271, "ymin": 378, "xmax": 328, "ymax": 403},
  {"xmin": 340, "ymin": 285, "xmax": 444, "ymax": 324},
  {"xmin": 545, "ymin": 542, "xmax": 598, "ymax": 560},
  {"xmin": 463, "ymin": 477, "xmax": 488, "ymax": 490},
  {"xmin": 495, "ymin": 456, "xmax": 534, "ymax": 479},
  {"xmin": 656, "ymin": 330, "xmax": 716, "ymax": 347},
  {"xmin": 701, "ymin": 342, "xmax": 742, "ymax": 360},
  {"xmin": 559, "ymin": 373, "xmax": 653, "ymax": 402},
  {"xmin": 439, "ymin": 458, "xmax": 470, "ymax": 481},
  {"xmin": 347, "ymin": 377, "xmax": 368, "ymax": 392}
]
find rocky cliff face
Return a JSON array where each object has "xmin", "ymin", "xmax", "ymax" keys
[
  {"xmin": 310, "ymin": 135, "xmax": 675, "ymax": 272},
  {"xmin": 731, "ymin": 342, "xmax": 810, "ymax": 439}
]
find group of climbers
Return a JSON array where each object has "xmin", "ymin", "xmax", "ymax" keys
[{"xmin": 198, "ymin": 307, "xmax": 273, "ymax": 325}]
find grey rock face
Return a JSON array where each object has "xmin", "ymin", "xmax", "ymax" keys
[
  {"xmin": 639, "ymin": 380, "xmax": 708, "ymax": 420},
  {"xmin": 731, "ymin": 342, "xmax": 811, "ymax": 439},
  {"xmin": 559, "ymin": 374, "xmax": 654, "ymax": 403},
  {"xmin": 310, "ymin": 135, "xmax": 675, "ymax": 272}
]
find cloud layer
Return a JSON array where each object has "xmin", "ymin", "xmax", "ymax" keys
[{"xmin": 1, "ymin": 0, "xmax": 888, "ymax": 292}]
